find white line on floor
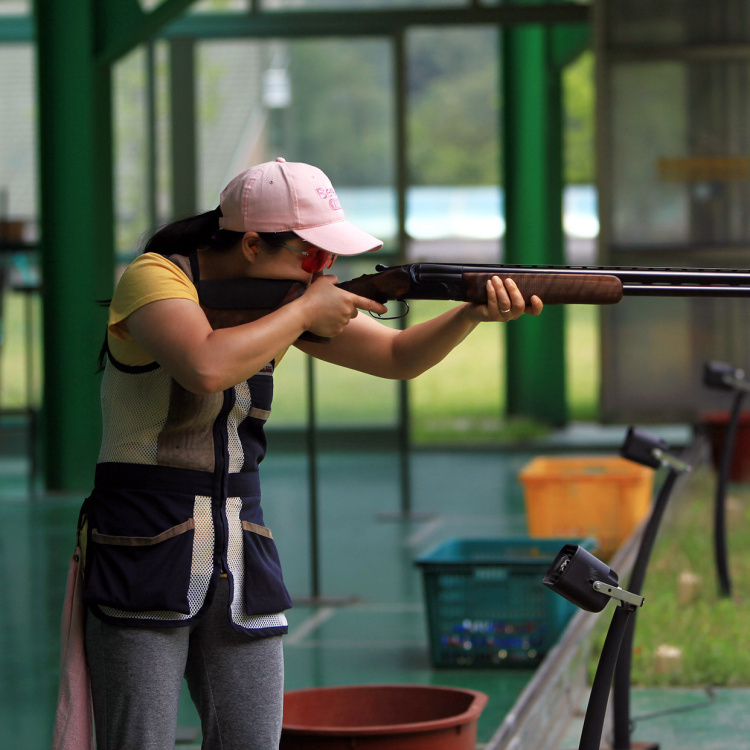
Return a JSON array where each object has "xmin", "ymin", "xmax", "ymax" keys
[
  {"xmin": 405, "ymin": 516, "xmax": 444, "ymax": 548},
  {"xmin": 285, "ymin": 607, "xmax": 336, "ymax": 646}
]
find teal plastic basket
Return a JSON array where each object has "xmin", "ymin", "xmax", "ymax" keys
[{"xmin": 415, "ymin": 537, "xmax": 595, "ymax": 668}]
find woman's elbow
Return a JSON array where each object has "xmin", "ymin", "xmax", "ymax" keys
[
  {"xmin": 383, "ymin": 363, "xmax": 429, "ymax": 381},
  {"xmin": 172, "ymin": 363, "xmax": 228, "ymax": 395},
  {"xmin": 401, "ymin": 367, "xmax": 429, "ymax": 381}
]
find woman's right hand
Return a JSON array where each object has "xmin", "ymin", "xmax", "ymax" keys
[{"xmin": 297, "ymin": 275, "xmax": 388, "ymax": 339}]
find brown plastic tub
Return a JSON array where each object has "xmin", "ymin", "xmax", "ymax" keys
[{"xmin": 280, "ymin": 684, "xmax": 488, "ymax": 750}]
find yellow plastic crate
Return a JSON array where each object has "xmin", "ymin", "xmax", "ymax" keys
[{"xmin": 518, "ymin": 456, "xmax": 654, "ymax": 558}]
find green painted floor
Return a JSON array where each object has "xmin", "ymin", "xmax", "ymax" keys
[
  {"xmin": 561, "ymin": 687, "xmax": 750, "ymax": 749},
  {"xmin": 3, "ymin": 420, "xmax": 747, "ymax": 749}
]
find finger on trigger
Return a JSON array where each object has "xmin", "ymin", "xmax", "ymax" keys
[{"xmin": 358, "ymin": 296, "xmax": 388, "ymax": 316}]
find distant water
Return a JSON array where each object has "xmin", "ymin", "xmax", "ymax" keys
[{"xmin": 337, "ymin": 184, "xmax": 599, "ymax": 242}]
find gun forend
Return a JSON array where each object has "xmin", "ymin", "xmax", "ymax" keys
[{"xmin": 463, "ymin": 272, "xmax": 624, "ymax": 306}]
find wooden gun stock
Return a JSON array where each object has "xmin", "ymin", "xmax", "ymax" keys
[{"xmin": 197, "ymin": 277, "xmax": 328, "ymax": 343}]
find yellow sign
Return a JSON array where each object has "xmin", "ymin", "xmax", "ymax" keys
[{"xmin": 658, "ymin": 156, "xmax": 750, "ymax": 182}]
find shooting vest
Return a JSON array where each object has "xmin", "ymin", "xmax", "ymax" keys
[{"xmin": 81, "ymin": 252, "xmax": 292, "ymax": 636}]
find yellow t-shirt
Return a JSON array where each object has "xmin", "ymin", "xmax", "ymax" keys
[
  {"xmin": 107, "ymin": 251, "xmax": 291, "ymax": 369},
  {"xmin": 107, "ymin": 253, "xmax": 199, "ymax": 367}
]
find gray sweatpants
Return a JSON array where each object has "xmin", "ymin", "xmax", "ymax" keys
[{"xmin": 85, "ymin": 578, "xmax": 284, "ymax": 750}]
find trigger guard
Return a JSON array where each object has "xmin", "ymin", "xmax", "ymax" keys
[{"xmin": 369, "ymin": 300, "xmax": 409, "ymax": 321}]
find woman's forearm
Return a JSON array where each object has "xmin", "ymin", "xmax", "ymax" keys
[
  {"xmin": 297, "ymin": 302, "xmax": 480, "ymax": 380},
  {"xmin": 298, "ymin": 276, "xmax": 541, "ymax": 380},
  {"xmin": 388, "ymin": 303, "xmax": 479, "ymax": 379}
]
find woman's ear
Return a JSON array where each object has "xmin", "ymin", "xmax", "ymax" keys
[{"xmin": 240, "ymin": 231, "xmax": 261, "ymax": 263}]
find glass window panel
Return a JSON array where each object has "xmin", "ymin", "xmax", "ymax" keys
[
  {"xmin": 189, "ymin": 0, "xmax": 250, "ymax": 13},
  {"xmin": 286, "ymin": 37, "xmax": 395, "ymax": 244},
  {"xmin": 154, "ymin": 42, "xmax": 173, "ymax": 228},
  {"xmin": 409, "ymin": 299, "xmax": 504, "ymax": 444},
  {"xmin": 405, "ymin": 25, "xmax": 503, "ymax": 440},
  {"xmin": 0, "ymin": 1, "xmax": 29, "ymax": 15},
  {"xmin": 406, "ymin": 25, "xmax": 501, "ymax": 262},
  {"xmin": 196, "ymin": 37, "xmax": 398, "ymax": 429},
  {"xmin": 610, "ymin": 58, "xmax": 750, "ymax": 250},
  {"xmin": 114, "ymin": 44, "xmax": 172, "ymax": 261},
  {"xmin": 196, "ymin": 37, "xmax": 396, "ymax": 245},
  {"xmin": 609, "ymin": 62, "xmax": 690, "ymax": 247},
  {"xmin": 0, "ymin": 40, "xmax": 36, "ymax": 411},
  {"xmin": 114, "ymin": 48, "xmax": 149, "ymax": 259},
  {"xmin": 0, "ymin": 43, "xmax": 36, "ymax": 233},
  {"xmin": 196, "ymin": 40, "xmax": 270, "ymax": 209},
  {"xmin": 139, "ymin": 0, "xmax": 169, "ymax": 10}
]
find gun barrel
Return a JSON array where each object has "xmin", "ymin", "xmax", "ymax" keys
[
  {"xmin": 622, "ymin": 284, "xmax": 750, "ymax": 297},
  {"xmin": 410, "ymin": 263, "xmax": 750, "ymax": 296}
]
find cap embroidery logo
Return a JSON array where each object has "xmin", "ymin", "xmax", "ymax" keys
[{"xmin": 315, "ymin": 186, "xmax": 342, "ymax": 211}]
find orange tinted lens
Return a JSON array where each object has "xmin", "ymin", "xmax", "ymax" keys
[{"xmin": 301, "ymin": 249, "xmax": 335, "ymax": 273}]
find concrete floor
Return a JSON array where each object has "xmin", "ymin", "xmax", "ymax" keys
[{"xmin": 2, "ymin": 420, "xmax": 747, "ymax": 750}]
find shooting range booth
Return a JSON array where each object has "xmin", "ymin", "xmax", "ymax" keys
[{"xmin": 7, "ymin": 0, "xmax": 594, "ymax": 493}]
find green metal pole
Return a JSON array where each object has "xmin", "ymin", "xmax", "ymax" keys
[
  {"xmin": 35, "ymin": 0, "xmax": 115, "ymax": 491},
  {"xmin": 501, "ymin": 14, "xmax": 567, "ymax": 425},
  {"xmin": 393, "ymin": 28, "xmax": 413, "ymax": 517},
  {"xmin": 169, "ymin": 37, "xmax": 198, "ymax": 218}
]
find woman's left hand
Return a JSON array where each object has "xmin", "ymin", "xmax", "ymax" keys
[{"xmin": 467, "ymin": 275, "xmax": 543, "ymax": 323}]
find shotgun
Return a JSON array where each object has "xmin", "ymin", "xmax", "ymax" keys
[
  {"xmin": 196, "ymin": 262, "xmax": 750, "ymax": 341},
  {"xmin": 338, "ymin": 262, "xmax": 750, "ymax": 308}
]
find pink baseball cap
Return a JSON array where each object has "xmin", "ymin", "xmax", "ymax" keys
[{"xmin": 219, "ymin": 157, "xmax": 383, "ymax": 256}]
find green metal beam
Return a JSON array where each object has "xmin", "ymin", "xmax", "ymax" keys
[
  {"xmin": 32, "ymin": 0, "xmax": 202, "ymax": 492},
  {"xmin": 34, "ymin": 0, "xmax": 115, "ymax": 490},
  {"xmin": 163, "ymin": 4, "xmax": 589, "ymax": 39},
  {"xmin": 94, "ymin": 0, "xmax": 198, "ymax": 64},
  {"xmin": 2, "ymin": 4, "xmax": 590, "ymax": 44},
  {"xmin": 501, "ymin": 17, "xmax": 569, "ymax": 425},
  {"xmin": 551, "ymin": 21, "xmax": 590, "ymax": 67}
]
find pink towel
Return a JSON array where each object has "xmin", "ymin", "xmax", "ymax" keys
[{"xmin": 51, "ymin": 547, "xmax": 95, "ymax": 750}]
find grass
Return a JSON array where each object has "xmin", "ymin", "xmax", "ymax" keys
[
  {"xmin": 594, "ymin": 465, "xmax": 750, "ymax": 687},
  {"xmin": 0, "ymin": 290, "xmax": 602, "ymax": 442},
  {"xmin": 0, "ymin": 290, "xmax": 42, "ymax": 409}
]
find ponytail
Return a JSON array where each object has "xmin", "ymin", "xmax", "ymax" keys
[
  {"xmin": 142, "ymin": 206, "xmax": 242, "ymax": 257},
  {"xmin": 140, "ymin": 208, "xmax": 303, "ymax": 259}
]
